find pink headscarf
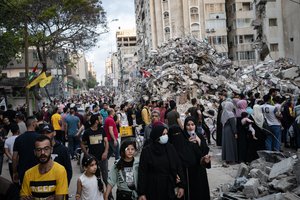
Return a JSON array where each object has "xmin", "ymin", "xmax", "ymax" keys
[{"xmin": 236, "ymin": 100, "xmax": 248, "ymax": 118}]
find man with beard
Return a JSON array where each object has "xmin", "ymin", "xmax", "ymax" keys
[
  {"xmin": 39, "ymin": 123, "xmax": 72, "ymax": 184},
  {"xmin": 20, "ymin": 135, "xmax": 68, "ymax": 200}
]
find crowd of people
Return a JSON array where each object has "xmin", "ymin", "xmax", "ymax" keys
[{"xmin": 0, "ymin": 87, "xmax": 299, "ymax": 199}]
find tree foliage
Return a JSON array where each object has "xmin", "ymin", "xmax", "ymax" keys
[
  {"xmin": 0, "ymin": 0, "xmax": 107, "ymax": 70},
  {"xmin": 86, "ymin": 71, "xmax": 98, "ymax": 88}
]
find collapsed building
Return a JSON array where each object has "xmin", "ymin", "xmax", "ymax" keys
[{"xmin": 115, "ymin": 36, "xmax": 300, "ymax": 112}]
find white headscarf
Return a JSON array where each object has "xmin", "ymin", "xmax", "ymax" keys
[
  {"xmin": 251, "ymin": 104, "xmax": 264, "ymax": 128},
  {"xmin": 221, "ymin": 101, "xmax": 235, "ymax": 126}
]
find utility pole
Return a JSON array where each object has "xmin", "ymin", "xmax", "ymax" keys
[{"xmin": 24, "ymin": 19, "xmax": 30, "ymax": 115}]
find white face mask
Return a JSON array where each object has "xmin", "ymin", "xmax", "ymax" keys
[{"xmin": 158, "ymin": 135, "xmax": 168, "ymax": 144}]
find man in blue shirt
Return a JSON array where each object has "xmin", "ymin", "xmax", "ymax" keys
[
  {"xmin": 100, "ymin": 103, "xmax": 109, "ymax": 125},
  {"xmin": 64, "ymin": 107, "xmax": 80, "ymax": 159}
]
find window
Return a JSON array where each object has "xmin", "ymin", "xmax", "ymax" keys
[
  {"xmin": 164, "ymin": 12, "xmax": 169, "ymax": 18},
  {"xmin": 269, "ymin": 18, "xmax": 277, "ymax": 26},
  {"xmin": 270, "ymin": 43, "xmax": 279, "ymax": 52},
  {"xmin": 208, "ymin": 35, "xmax": 227, "ymax": 45},
  {"xmin": 238, "ymin": 51, "xmax": 255, "ymax": 60},
  {"xmin": 236, "ymin": 18, "xmax": 252, "ymax": 28},
  {"xmin": 242, "ymin": 2, "xmax": 252, "ymax": 11},
  {"xmin": 244, "ymin": 35, "xmax": 254, "ymax": 43},
  {"xmin": 239, "ymin": 35, "xmax": 243, "ymax": 44},
  {"xmin": 165, "ymin": 27, "xmax": 170, "ymax": 33},
  {"xmin": 190, "ymin": 7, "xmax": 198, "ymax": 14},
  {"xmin": 191, "ymin": 23, "xmax": 200, "ymax": 31},
  {"xmin": 19, "ymin": 72, "xmax": 25, "ymax": 77}
]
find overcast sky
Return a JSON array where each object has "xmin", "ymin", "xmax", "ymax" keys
[{"xmin": 85, "ymin": 0, "xmax": 136, "ymax": 84}]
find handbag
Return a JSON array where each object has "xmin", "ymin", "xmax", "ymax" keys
[{"xmin": 116, "ymin": 190, "xmax": 133, "ymax": 200}]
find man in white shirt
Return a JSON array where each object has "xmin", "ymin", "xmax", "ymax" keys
[
  {"xmin": 4, "ymin": 124, "xmax": 19, "ymax": 180},
  {"xmin": 261, "ymin": 95, "xmax": 282, "ymax": 151}
]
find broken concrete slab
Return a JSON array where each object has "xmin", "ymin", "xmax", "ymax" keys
[
  {"xmin": 243, "ymin": 178, "xmax": 260, "ymax": 198},
  {"xmin": 269, "ymin": 157, "xmax": 296, "ymax": 179},
  {"xmin": 270, "ymin": 176, "xmax": 297, "ymax": 192},
  {"xmin": 250, "ymin": 169, "xmax": 269, "ymax": 183},
  {"xmin": 293, "ymin": 159, "xmax": 300, "ymax": 185},
  {"xmin": 257, "ymin": 150, "xmax": 286, "ymax": 163},
  {"xmin": 236, "ymin": 163, "xmax": 249, "ymax": 178}
]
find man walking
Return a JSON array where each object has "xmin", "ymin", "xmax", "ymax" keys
[
  {"xmin": 81, "ymin": 114, "xmax": 109, "ymax": 186},
  {"xmin": 104, "ymin": 108, "xmax": 119, "ymax": 160},
  {"xmin": 20, "ymin": 135, "xmax": 68, "ymax": 200},
  {"xmin": 65, "ymin": 107, "xmax": 80, "ymax": 159},
  {"xmin": 12, "ymin": 116, "xmax": 39, "ymax": 185},
  {"xmin": 51, "ymin": 107, "xmax": 64, "ymax": 144}
]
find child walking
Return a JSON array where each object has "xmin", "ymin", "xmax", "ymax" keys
[
  {"xmin": 76, "ymin": 155, "xmax": 104, "ymax": 200},
  {"xmin": 104, "ymin": 139, "xmax": 139, "ymax": 200}
]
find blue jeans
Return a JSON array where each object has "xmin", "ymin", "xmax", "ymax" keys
[
  {"xmin": 68, "ymin": 135, "xmax": 79, "ymax": 158},
  {"xmin": 265, "ymin": 125, "xmax": 281, "ymax": 151}
]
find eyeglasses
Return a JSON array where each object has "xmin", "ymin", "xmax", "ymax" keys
[{"xmin": 35, "ymin": 146, "xmax": 52, "ymax": 153}]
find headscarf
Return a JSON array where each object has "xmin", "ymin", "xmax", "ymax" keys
[
  {"xmin": 221, "ymin": 101, "xmax": 235, "ymax": 126},
  {"xmin": 149, "ymin": 124, "xmax": 167, "ymax": 142},
  {"xmin": 251, "ymin": 104, "xmax": 264, "ymax": 128},
  {"xmin": 236, "ymin": 99, "xmax": 248, "ymax": 117},
  {"xmin": 149, "ymin": 124, "xmax": 168, "ymax": 155},
  {"xmin": 169, "ymin": 125, "xmax": 197, "ymax": 167},
  {"xmin": 183, "ymin": 116, "xmax": 199, "ymax": 134}
]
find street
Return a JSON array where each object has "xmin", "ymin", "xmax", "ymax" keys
[{"xmin": 1, "ymin": 141, "xmax": 238, "ymax": 199}]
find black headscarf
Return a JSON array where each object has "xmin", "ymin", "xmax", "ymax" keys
[
  {"xmin": 149, "ymin": 124, "xmax": 168, "ymax": 155},
  {"xmin": 150, "ymin": 124, "xmax": 167, "ymax": 142},
  {"xmin": 184, "ymin": 116, "xmax": 199, "ymax": 134},
  {"xmin": 169, "ymin": 125, "xmax": 197, "ymax": 167}
]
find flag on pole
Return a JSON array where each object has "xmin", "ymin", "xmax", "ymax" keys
[
  {"xmin": 28, "ymin": 64, "xmax": 39, "ymax": 81},
  {"xmin": 39, "ymin": 75, "xmax": 53, "ymax": 88},
  {"xmin": 26, "ymin": 72, "xmax": 46, "ymax": 89}
]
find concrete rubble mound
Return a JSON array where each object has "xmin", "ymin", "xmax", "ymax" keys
[
  {"xmin": 213, "ymin": 151, "xmax": 300, "ymax": 200},
  {"xmin": 115, "ymin": 37, "xmax": 300, "ymax": 108}
]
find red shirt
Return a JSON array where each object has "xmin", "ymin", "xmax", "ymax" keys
[{"xmin": 104, "ymin": 116, "xmax": 118, "ymax": 141}]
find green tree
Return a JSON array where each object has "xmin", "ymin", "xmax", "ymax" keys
[
  {"xmin": 0, "ymin": 0, "xmax": 107, "ymax": 71},
  {"xmin": 86, "ymin": 71, "xmax": 98, "ymax": 88}
]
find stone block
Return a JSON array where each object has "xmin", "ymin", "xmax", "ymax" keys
[
  {"xmin": 257, "ymin": 150, "xmax": 286, "ymax": 163},
  {"xmin": 243, "ymin": 178, "xmax": 260, "ymax": 198},
  {"xmin": 270, "ymin": 177, "xmax": 297, "ymax": 192},
  {"xmin": 250, "ymin": 169, "xmax": 269, "ymax": 183},
  {"xmin": 269, "ymin": 157, "xmax": 296, "ymax": 179},
  {"xmin": 236, "ymin": 163, "xmax": 249, "ymax": 178}
]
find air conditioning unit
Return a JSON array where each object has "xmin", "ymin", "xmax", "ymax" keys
[
  {"xmin": 206, "ymin": 29, "xmax": 210, "ymax": 33},
  {"xmin": 210, "ymin": 28, "xmax": 215, "ymax": 33}
]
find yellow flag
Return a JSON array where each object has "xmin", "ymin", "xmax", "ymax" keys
[
  {"xmin": 39, "ymin": 75, "xmax": 53, "ymax": 88},
  {"xmin": 26, "ymin": 72, "xmax": 47, "ymax": 89}
]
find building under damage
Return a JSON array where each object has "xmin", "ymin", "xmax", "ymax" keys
[{"xmin": 115, "ymin": 36, "xmax": 300, "ymax": 110}]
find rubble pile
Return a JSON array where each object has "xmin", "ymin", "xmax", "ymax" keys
[
  {"xmin": 133, "ymin": 37, "xmax": 300, "ymax": 103},
  {"xmin": 114, "ymin": 37, "xmax": 300, "ymax": 108},
  {"xmin": 213, "ymin": 151, "xmax": 300, "ymax": 200}
]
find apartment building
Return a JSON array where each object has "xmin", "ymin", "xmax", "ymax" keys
[
  {"xmin": 135, "ymin": 0, "xmax": 260, "ymax": 66},
  {"xmin": 115, "ymin": 29, "xmax": 138, "ymax": 90}
]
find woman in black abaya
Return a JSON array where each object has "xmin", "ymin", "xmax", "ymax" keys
[
  {"xmin": 137, "ymin": 124, "xmax": 185, "ymax": 200},
  {"xmin": 169, "ymin": 117, "xmax": 211, "ymax": 200}
]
